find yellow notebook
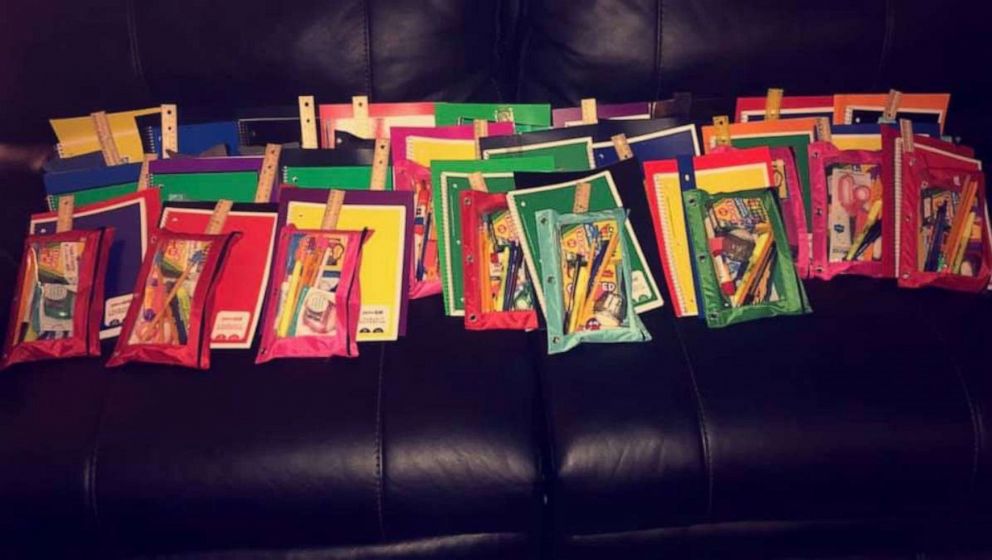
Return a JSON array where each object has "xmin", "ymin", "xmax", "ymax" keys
[
  {"xmin": 406, "ymin": 137, "xmax": 477, "ymax": 167},
  {"xmin": 50, "ymin": 107, "xmax": 160, "ymax": 163},
  {"xmin": 285, "ymin": 202, "xmax": 408, "ymax": 342}
]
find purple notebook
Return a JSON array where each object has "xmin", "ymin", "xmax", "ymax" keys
[
  {"xmin": 552, "ymin": 102, "xmax": 651, "ymax": 127},
  {"xmin": 277, "ymin": 187, "xmax": 415, "ymax": 339},
  {"xmin": 148, "ymin": 156, "xmax": 263, "ymax": 174}
]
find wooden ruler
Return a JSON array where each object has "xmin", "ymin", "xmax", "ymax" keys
[
  {"xmin": 580, "ymin": 98, "xmax": 598, "ymax": 124},
  {"xmin": 468, "ymin": 172, "xmax": 488, "ymax": 192},
  {"xmin": 254, "ymin": 143, "xmax": 282, "ymax": 202},
  {"xmin": 713, "ymin": 116, "xmax": 731, "ymax": 146},
  {"xmin": 883, "ymin": 89, "xmax": 902, "ymax": 122},
  {"xmin": 161, "ymin": 104, "xmax": 178, "ymax": 158},
  {"xmin": 353, "ymin": 95, "xmax": 371, "ymax": 138},
  {"xmin": 90, "ymin": 111, "xmax": 122, "ymax": 165},
  {"xmin": 611, "ymin": 133, "xmax": 634, "ymax": 160},
  {"xmin": 56, "ymin": 195, "xmax": 75, "ymax": 233},
  {"xmin": 573, "ymin": 181, "xmax": 591, "ymax": 213},
  {"xmin": 815, "ymin": 117, "xmax": 832, "ymax": 142},
  {"xmin": 474, "ymin": 118, "xmax": 489, "ymax": 159},
  {"xmin": 370, "ymin": 138, "xmax": 390, "ymax": 190},
  {"xmin": 899, "ymin": 119, "xmax": 915, "ymax": 152},
  {"xmin": 137, "ymin": 153, "xmax": 157, "ymax": 191},
  {"xmin": 321, "ymin": 189, "xmax": 346, "ymax": 230},
  {"xmin": 205, "ymin": 200, "xmax": 233, "ymax": 234},
  {"xmin": 299, "ymin": 95, "xmax": 318, "ymax": 149},
  {"xmin": 764, "ymin": 88, "xmax": 784, "ymax": 121}
]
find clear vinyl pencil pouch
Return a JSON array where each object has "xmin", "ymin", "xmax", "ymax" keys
[
  {"xmin": 460, "ymin": 190, "xmax": 537, "ymax": 331},
  {"xmin": 683, "ymin": 188, "xmax": 810, "ymax": 328},
  {"xmin": 899, "ymin": 165, "xmax": 991, "ymax": 292},
  {"xmin": 808, "ymin": 143, "xmax": 887, "ymax": 279},
  {"xmin": 107, "ymin": 230, "xmax": 240, "ymax": 369},
  {"xmin": 2, "ymin": 228, "xmax": 115, "ymax": 369},
  {"xmin": 256, "ymin": 225, "xmax": 370, "ymax": 363},
  {"xmin": 536, "ymin": 208, "xmax": 651, "ymax": 354}
]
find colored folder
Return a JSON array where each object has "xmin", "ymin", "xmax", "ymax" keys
[
  {"xmin": 280, "ymin": 147, "xmax": 393, "ymax": 191},
  {"xmin": 160, "ymin": 203, "xmax": 278, "ymax": 349},
  {"xmin": 734, "ymin": 95, "xmax": 834, "ymax": 122},
  {"xmin": 834, "ymin": 93, "xmax": 950, "ymax": 132},
  {"xmin": 29, "ymin": 189, "xmax": 162, "ymax": 339},
  {"xmin": 318, "ymin": 101, "xmax": 435, "ymax": 147},
  {"xmin": 277, "ymin": 188, "xmax": 414, "ymax": 341},
  {"xmin": 431, "ymin": 156, "xmax": 557, "ymax": 317}
]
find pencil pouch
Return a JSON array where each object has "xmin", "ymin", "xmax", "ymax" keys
[
  {"xmin": 536, "ymin": 208, "xmax": 651, "ymax": 354},
  {"xmin": 256, "ymin": 226, "xmax": 370, "ymax": 363},
  {"xmin": 808, "ymin": 143, "xmax": 887, "ymax": 280},
  {"xmin": 683, "ymin": 188, "xmax": 810, "ymax": 328},
  {"xmin": 899, "ymin": 164, "xmax": 991, "ymax": 292},
  {"xmin": 2, "ymin": 228, "xmax": 115, "ymax": 369},
  {"xmin": 460, "ymin": 191, "xmax": 538, "ymax": 331},
  {"xmin": 769, "ymin": 147, "xmax": 812, "ymax": 278},
  {"xmin": 107, "ymin": 230, "xmax": 240, "ymax": 370},
  {"xmin": 394, "ymin": 160, "xmax": 441, "ymax": 299}
]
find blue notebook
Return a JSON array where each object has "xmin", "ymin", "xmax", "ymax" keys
[
  {"xmin": 43, "ymin": 163, "xmax": 143, "ymax": 196},
  {"xmin": 593, "ymin": 123, "xmax": 700, "ymax": 166},
  {"xmin": 142, "ymin": 120, "xmax": 241, "ymax": 157}
]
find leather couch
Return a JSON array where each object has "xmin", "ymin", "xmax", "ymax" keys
[{"xmin": 1, "ymin": 1, "xmax": 990, "ymax": 558}]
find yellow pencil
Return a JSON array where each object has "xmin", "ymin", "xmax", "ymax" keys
[{"xmin": 277, "ymin": 260, "xmax": 303, "ymax": 337}]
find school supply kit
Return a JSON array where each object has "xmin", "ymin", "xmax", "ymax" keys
[{"xmin": 2, "ymin": 89, "xmax": 986, "ymax": 368}]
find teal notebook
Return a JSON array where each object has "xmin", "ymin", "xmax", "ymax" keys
[{"xmin": 431, "ymin": 156, "xmax": 556, "ymax": 316}]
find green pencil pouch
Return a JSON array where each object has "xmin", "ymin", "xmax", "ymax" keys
[
  {"xmin": 682, "ymin": 187, "xmax": 811, "ymax": 328},
  {"xmin": 536, "ymin": 208, "xmax": 651, "ymax": 354},
  {"xmin": 434, "ymin": 103, "xmax": 551, "ymax": 133}
]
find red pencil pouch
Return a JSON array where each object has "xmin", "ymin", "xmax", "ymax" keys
[
  {"xmin": 256, "ymin": 225, "xmax": 370, "ymax": 363},
  {"xmin": 809, "ymin": 142, "xmax": 887, "ymax": 280},
  {"xmin": 460, "ymin": 190, "xmax": 538, "ymax": 331},
  {"xmin": 899, "ymin": 163, "xmax": 990, "ymax": 292},
  {"xmin": 107, "ymin": 230, "xmax": 240, "ymax": 370},
  {"xmin": 394, "ymin": 160, "xmax": 441, "ymax": 300},
  {"xmin": 2, "ymin": 228, "xmax": 115, "ymax": 369},
  {"xmin": 769, "ymin": 147, "xmax": 812, "ymax": 278}
]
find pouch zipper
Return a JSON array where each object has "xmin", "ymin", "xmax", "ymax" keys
[{"xmin": 85, "ymin": 227, "xmax": 108, "ymax": 346}]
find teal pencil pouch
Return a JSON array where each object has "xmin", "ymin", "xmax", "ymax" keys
[
  {"xmin": 536, "ymin": 208, "xmax": 651, "ymax": 354},
  {"xmin": 682, "ymin": 187, "xmax": 811, "ymax": 328}
]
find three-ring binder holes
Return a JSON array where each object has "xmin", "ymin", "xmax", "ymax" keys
[{"xmin": 468, "ymin": 314, "xmax": 478, "ymax": 322}]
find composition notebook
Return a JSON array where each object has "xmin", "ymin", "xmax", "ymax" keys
[
  {"xmin": 434, "ymin": 103, "xmax": 551, "ymax": 132},
  {"xmin": 279, "ymin": 147, "xmax": 394, "ymax": 191},
  {"xmin": 277, "ymin": 187, "xmax": 414, "ymax": 341},
  {"xmin": 29, "ymin": 189, "xmax": 162, "ymax": 339},
  {"xmin": 734, "ymin": 95, "xmax": 835, "ymax": 122},
  {"xmin": 50, "ymin": 107, "xmax": 161, "ymax": 162},
  {"xmin": 643, "ymin": 148, "xmax": 775, "ymax": 317},
  {"xmin": 160, "ymin": 202, "xmax": 278, "ymax": 349},
  {"xmin": 431, "ymin": 156, "xmax": 557, "ymax": 317},
  {"xmin": 149, "ymin": 157, "xmax": 265, "ymax": 202},
  {"xmin": 509, "ymin": 158, "xmax": 665, "ymax": 315}
]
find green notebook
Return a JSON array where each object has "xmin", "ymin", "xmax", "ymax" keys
[
  {"xmin": 153, "ymin": 171, "xmax": 259, "ymax": 202},
  {"xmin": 507, "ymin": 170, "xmax": 664, "ymax": 315},
  {"xmin": 47, "ymin": 182, "xmax": 139, "ymax": 211},
  {"xmin": 283, "ymin": 165, "xmax": 394, "ymax": 190},
  {"xmin": 434, "ymin": 103, "xmax": 551, "ymax": 133},
  {"xmin": 729, "ymin": 134, "xmax": 814, "ymax": 228},
  {"xmin": 483, "ymin": 137, "xmax": 594, "ymax": 171},
  {"xmin": 431, "ymin": 156, "xmax": 556, "ymax": 316}
]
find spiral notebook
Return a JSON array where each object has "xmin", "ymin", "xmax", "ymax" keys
[
  {"xmin": 279, "ymin": 147, "xmax": 393, "ymax": 191},
  {"xmin": 277, "ymin": 187, "xmax": 414, "ymax": 341},
  {"xmin": 160, "ymin": 203, "xmax": 278, "ymax": 349},
  {"xmin": 137, "ymin": 119, "xmax": 241, "ymax": 157},
  {"xmin": 434, "ymin": 103, "xmax": 551, "ymax": 132},
  {"xmin": 149, "ymin": 157, "xmax": 265, "ymax": 202},
  {"xmin": 735, "ymin": 95, "xmax": 834, "ymax": 122},
  {"xmin": 50, "ymin": 107, "xmax": 161, "ymax": 162},
  {"xmin": 834, "ymin": 93, "xmax": 950, "ymax": 132},
  {"xmin": 318, "ymin": 101, "xmax": 435, "ymax": 147},
  {"xmin": 44, "ymin": 163, "xmax": 143, "ymax": 210}
]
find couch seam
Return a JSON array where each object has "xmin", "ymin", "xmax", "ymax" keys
[
  {"xmin": 374, "ymin": 343, "xmax": 386, "ymax": 540},
  {"xmin": 83, "ymin": 372, "xmax": 114, "ymax": 551},
  {"xmin": 361, "ymin": 0, "xmax": 373, "ymax": 97},
  {"xmin": 124, "ymin": 0, "xmax": 147, "ymax": 89},
  {"xmin": 654, "ymin": 0, "xmax": 664, "ymax": 100},
  {"xmin": 671, "ymin": 321, "xmax": 714, "ymax": 519},
  {"xmin": 874, "ymin": 0, "xmax": 896, "ymax": 89},
  {"xmin": 513, "ymin": 0, "xmax": 533, "ymax": 101}
]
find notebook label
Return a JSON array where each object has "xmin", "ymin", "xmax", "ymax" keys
[{"xmin": 211, "ymin": 311, "xmax": 250, "ymax": 341}]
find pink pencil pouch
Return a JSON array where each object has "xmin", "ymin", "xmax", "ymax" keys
[
  {"xmin": 256, "ymin": 225, "xmax": 370, "ymax": 363},
  {"xmin": 769, "ymin": 147, "xmax": 812, "ymax": 278},
  {"xmin": 809, "ymin": 142, "xmax": 887, "ymax": 280}
]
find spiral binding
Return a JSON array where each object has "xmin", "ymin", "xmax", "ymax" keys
[{"xmin": 656, "ymin": 184, "xmax": 688, "ymax": 315}]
